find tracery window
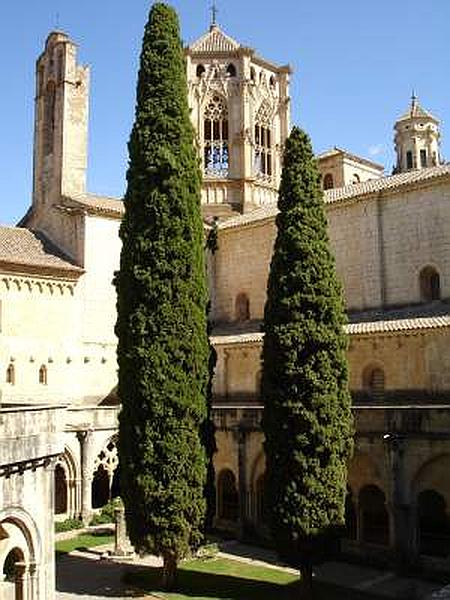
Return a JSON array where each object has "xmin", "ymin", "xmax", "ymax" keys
[
  {"xmin": 323, "ymin": 173, "xmax": 334, "ymax": 190},
  {"xmin": 226, "ymin": 63, "xmax": 236, "ymax": 77},
  {"xmin": 254, "ymin": 102, "xmax": 272, "ymax": 179},
  {"xmin": 203, "ymin": 95, "xmax": 229, "ymax": 177}
]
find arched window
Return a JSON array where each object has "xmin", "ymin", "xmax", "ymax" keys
[
  {"xmin": 269, "ymin": 75, "xmax": 276, "ymax": 88},
  {"xmin": 352, "ymin": 173, "xmax": 361, "ymax": 184},
  {"xmin": 218, "ymin": 469, "xmax": 239, "ymax": 521},
  {"xmin": 39, "ymin": 364, "xmax": 48, "ymax": 385},
  {"xmin": 254, "ymin": 101, "xmax": 272, "ymax": 178},
  {"xmin": 323, "ymin": 173, "xmax": 334, "ymax": 190},
  {"xmin": 196, "ymin": 64, "xmax": 205, "ymax": 78},
  {"xmin": 54, "ymin": 464, "xmax": 68, "ymax": 515},
  {"xmin": 420, "ymin": 266, "xmax": 441, "ymax": 302},
  {"xmin": 3, "ymin": 547, "xmax": 24, "ymax": 583},
  {"xmin": 363, "ymin": 365, "xmax": 385, "ymax": 401},
  {"xmin": 203, "ymin": 95, "xmax": 229, "ymax": 177},
  {"xmin": 92, "ymin": 465, "xmax": 110, "ymax": 509},
  {"xmin": 418, "ymin": 489, "xmax": 450, "ymax": 557},
  {"xmin": 6, "ymin": 363, "xmax": 15, "ymax": 385},
  {"xmin": 43, "ymin": 80, "xmax": 56, "ymax": 155},
  {"xmin": 92, "ymin": 437, "xmax": 119, "ymax": 509},
  {"xmin": 359, "ymin": 484, "xmax": 389, "ymax": 545},
  {"xmin": 235, "ymin": 293, "xmax": 250, "ymax": 322},
  {"xmin": 406, "ymin": 151, "xmax": 413, "ymax": 170},
  {"xmin": 250, "ymin": 67, "xmax": 256, "ymax": 82},
  {"xmin": 226, "ymin": 63, "xmax": 236, "ymax": 77}
]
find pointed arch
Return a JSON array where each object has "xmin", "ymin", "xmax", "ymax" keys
[
  {"xmin": 203, "ymin": 94, "xmax": 229, "ymax": 177},
  {"xmin": 254, "ymin": 100, "xmax": 273, "ymax": 178}
]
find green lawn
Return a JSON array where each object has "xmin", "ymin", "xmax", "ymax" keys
[
  {"xmin": 55, "ymin": 531, "xmax": 114, "ymax": 556},
  {"xmin": 126, "ymin": 556, "xmax": 301, "ymax": 600}
]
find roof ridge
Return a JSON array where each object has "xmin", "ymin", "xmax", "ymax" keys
[{"xmin": 189, "ymin": 24, "xmax": 241, "ymax": 53}]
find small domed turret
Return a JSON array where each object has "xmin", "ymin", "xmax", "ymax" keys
[{"xmin": 394, "ymin": 95, "xmax": 442, "ymax": 173}]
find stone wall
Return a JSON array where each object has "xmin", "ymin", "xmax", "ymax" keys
[{"xmin": 0, "ymin": 404, "xmax": 65, "ymax": 600}]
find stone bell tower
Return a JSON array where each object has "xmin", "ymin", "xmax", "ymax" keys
[
  {"xmin": 186, "ymin": 20, "xmax": 291, "ymax": 217},
  {"xmin": 32, "ymin": 31, "xmax": 89, "ymax": 216},
  {"xmin": 394, "ymin": 95, "xmax": 442, "ymax": 173}
]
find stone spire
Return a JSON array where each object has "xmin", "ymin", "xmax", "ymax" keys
[{"xmin": 394, "ymin": 94, "xmax": 442, "ymax": 172}]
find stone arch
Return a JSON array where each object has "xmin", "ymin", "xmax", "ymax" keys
[
  {"xmin": 359, "ymin": 484, "xmax": 390, "ymax": 546},
  {"xmin": 92, "ymin": 435, "xmax": 119, "ymax": 509},
  {"xmin": 203, "ymin": 94, "xmax": 229, "ymax": 177},
  {"xmin": 217, "ymin": 469, "xmax": 239, "ymax": 522},
  {"xmin": 55, "ymin": 447, "xmax": 79, "ymax": 518},
  {"xmin": 323, "ymin": 173, "xmax": 334, "ymax": 190},
  {"xmin": 412, "ymin": 454, "xmax": 450, "ymax": 557},
  {"xmin": 419, "ymin": 265, "xmax": 441, "ymax": 303},
  {"xmin": 347, "ymin": 450, "xmax": 384, "ymax": 495},
  {"xmin": 2, "ymin": 546, "xmax": 24, "ymax": 582},
  {"xmin": 0, "ymin": 508, "xmax": 41, "ymax": 595},
  {"xmin": 362, "ymin": 362, "xmax": 386, "ymax": 401}
]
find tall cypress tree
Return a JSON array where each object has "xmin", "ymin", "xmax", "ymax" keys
[
  {"xmin": 261, "ymin": 127, "xmax": 353, "ymax": 598},
  {"xmin": 114, "ymin": 3, "xmax": 209, "ymax": 588}
]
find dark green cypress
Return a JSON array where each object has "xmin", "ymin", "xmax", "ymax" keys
[
  {"xmin": 261, "ymin": 127, "xmax": 354, "ymax": 598},
  {"xmin": 114, "ymin": 3, "xmax": 209, "ymax": 588}
]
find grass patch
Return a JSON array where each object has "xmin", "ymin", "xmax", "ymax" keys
[
  {"xmin": 126, "ymin": 556, "xmax": 300, "ymax": 600},
  {"xmin": 55, "ymin": 531, "xmax": 114, "ymax": 556}
]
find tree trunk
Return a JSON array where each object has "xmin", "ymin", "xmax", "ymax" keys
[
  {"xmin": 299, "ymin": 564, "xmax": 313, "ymax": 599},
  {"xmin": 162, "ymin": 554, "xmax": 177, "ymax": 590}
]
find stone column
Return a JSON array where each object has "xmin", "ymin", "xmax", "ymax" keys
[
  {"xmin": 77, "ymin": 429, "xmax": 94, "ymax": 524},
  {"xmin": 384, "ymin": 434, "xmax": 412, "ymax": 570},
  {"xmin": 28, "ymin": 562, "xmax": 38, "ymax": 600},
  {"xmin": 237, "ymin": 425, "xmax": 248, "ymax": 539},
  {"xmin": 113, "ymin": 504, "xmax": 133, "ymax": 558},
  {"xmin": 14, "ymin": 562, "xmax": 27, "ymax": 600}
]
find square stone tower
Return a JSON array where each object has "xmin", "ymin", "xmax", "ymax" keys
[
  {"xmin": 32, "ymin": 32, "xmax": 89, "ymax": 218},
  {"xmin": 186, "ymin": 23, "xmax": 291, "ymax": 217}
]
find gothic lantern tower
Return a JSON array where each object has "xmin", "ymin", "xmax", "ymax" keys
[
  {"xmin": 394, "ymin": 95, "xmax": 442, "ymax": 173},
  {"xmin": 185, "ymin": 21, "xmax": 291, "ymax": 217}
]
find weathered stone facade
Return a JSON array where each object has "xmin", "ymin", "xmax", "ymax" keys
[{"xmin": 2, "ymin": 23, "xmax": 450, "ymax": 593}]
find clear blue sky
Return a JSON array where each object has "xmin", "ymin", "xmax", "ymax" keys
[{"xmin": 1, "ymin": 0, "xmax": 449, "ymax": 225}]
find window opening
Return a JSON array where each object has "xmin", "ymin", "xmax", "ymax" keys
[
  {"xmin": 420, "ymin": 266, "xmax": 441, "ymax": 302},
  {"xmin": 203, "ymin": 95, "xmax": 229, "ymax": 177},
  {"xmin": 39, "ymin": 364, "xmax": 48, "ymax": 385},
  {"xmin": 254, "ymin": 102, "xmax": 273, "ymax": 178},
  {"xmin": 196, "ymin": 64, "xmax": 205, "ymax": 77},
  {"xmin": 6, "ymin": 363, "xmax": 15, "ymax": 385},
  {"xmin": 43, "ymin": 81, "xmax": 56, "ymax": 156},
  {"xmin": 406, "ymin": 151, "xmax": 413, "ymax": 169},
  {"xmin": 420, "ymin": 149, "xmax": 427, "ymax": 168},
  {"xmin": 235, "ymin": 293, "xmax": 250, "ymax": 322},
  {"xmin": 323, "ymin": 173, "xmax": 334, "ymax": 190},
  {"xmin": 218, "ymin": 469, "xmax": 239, "ymax": 521},
  {"xmin": 226, "ymin": 63, "xmax": 236, "ymax": 77}
]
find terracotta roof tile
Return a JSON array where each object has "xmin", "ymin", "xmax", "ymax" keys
[
  {"xmin": 189, "ymin": 25, "xmax": 241, "ymax": 53},
  {"xmin": 62, "ymin": 194, "xmax": 124, "ymax": 217},
  {"xmin": 211, "ymin": 305, "xmax": 450, "ymax": 345},
  {"xmin": 0, "ymin": 226, "xmax": 82, "ymax": 275},
  {"xmin": 219, "ymin": 164, "xmax": 450, "ymax": 230}
]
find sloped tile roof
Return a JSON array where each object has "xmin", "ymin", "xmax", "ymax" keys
[
  {"xmin": 397, "ymin": 97, "xmax": 438, "ymax": 122},
  {"xmin": 189, "ymin": 25, "xmax": 241, "ymax": 53},
  {"xmin": 211, "ymin": 304, "xmax": 450, "ymax": 345},
  {"xmin": 0, "ymin": 226, "xmax": 82, "ymax": 275},
  {"xmin": 61, "ymin": 194, "xmax": 124, "ymax": 217},
  {"xmin": 219, "ymin": 164, "xmax": 450, "ymax": 231}
]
